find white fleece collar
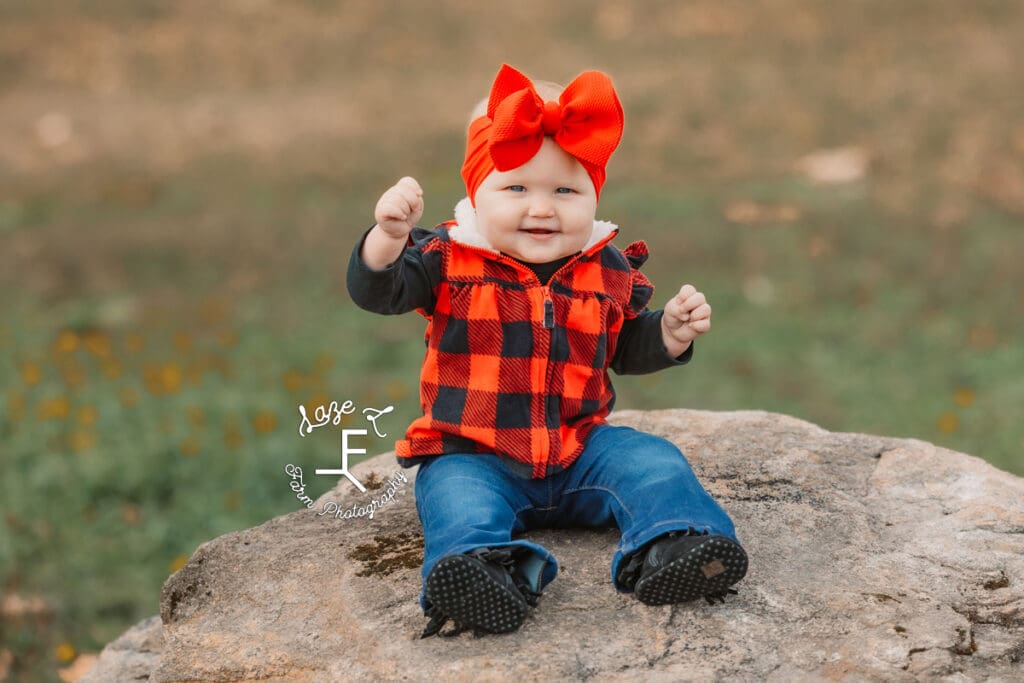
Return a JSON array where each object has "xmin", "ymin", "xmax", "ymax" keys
[{"xmin": 448, "ymin": 197, "xmax": 618, "ymax": 254}]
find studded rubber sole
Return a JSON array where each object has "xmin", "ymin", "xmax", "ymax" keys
[
  {"xmin": 424, "ymin": 554, "xmax": 528, "ymax": 634},
  {"xmin": 634, "ymin": 535, "xmax": 748, "ymax": 606}
]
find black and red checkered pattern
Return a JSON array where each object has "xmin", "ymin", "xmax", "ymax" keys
[{"xmin": 396, "ymin": 222, "xmax": 655, "ymax": 479}]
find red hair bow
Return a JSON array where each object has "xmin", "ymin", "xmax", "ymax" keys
[{"xmin": 462, "ymin": 64, "xmax": 624, "ymax": 205}]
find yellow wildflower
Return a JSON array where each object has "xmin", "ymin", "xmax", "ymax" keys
[
  {"xmin": 953, "ymin": 387, "xmax": 975, "ymax": 408},
  {"xmin": 20, "ymin": 361, "xmax": 42, "ymax": 386},
  {"xmin": 76, "ymin": 405, "xmax": 98, "ymax": 426},
  {"xmin": 82, "ymin": 330, "xmax": 112, "ymax": 358},
  {"xmin": 144, "ymin": 362, "xmax": 182, "ymax": 395},
  {"xmin": 304, "ymin": 394, "xmax": 329, "ymax": 417},
  {"xmin": 937, "ymin": 412, "xmax": 959, "ymax": 434},
  {"xmin": 252, "ymin": 410, "xmax": 277, "ymax": 434},
  {"xmin": 161, "ymin": 363, "xmax": 183, "ymax": 393},
  {"xmin": 36, "ymin": 396, "xmax": 71, "ymax": 420},
  {"xmin": 180, "ymin": 436, "xmax": 200, "ymax": 457},
  {"xmin": 69, "ymin": 430, "xmax": 96, "ymax": 451},
  {"xmin": 282, "ymin": 370, "xmax": 305, "ymax": 393},
  {"xmin": 53, "ymin": 330, "xmax": 79, "ymax": 354},
  {"xmin": 55, "ymin": 643, "xmax": 76, "ymax": 663},
  {"xmin": 101, "ymin": 358, "xmax": 122, "ymax": 379},
  {"xmin": 169, "ymin": 555, "xmax": 188, "ymax": 573}
]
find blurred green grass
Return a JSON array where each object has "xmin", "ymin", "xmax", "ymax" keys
[{"xmin": 2, "ymin": 1, "xmax": 1024, "ymax": 680}]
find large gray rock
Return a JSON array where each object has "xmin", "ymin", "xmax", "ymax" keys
[{"xmin": 82, "ymin": 409, "xmax": 1024, "ymax": 681}]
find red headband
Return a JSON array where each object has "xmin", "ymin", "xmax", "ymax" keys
[{"xmin": 461, "ymin": 64, "xmax": 624, "ymax": 205}]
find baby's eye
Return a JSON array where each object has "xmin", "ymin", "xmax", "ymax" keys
[
  {"xmin": 555, "ymin": 187, "xmax": 576, "ymax": 194},
  {"xmin": 506, "ymin": 185, "xmax": 526, "ymax": 192}
]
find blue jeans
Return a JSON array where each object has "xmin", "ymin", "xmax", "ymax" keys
[{"xmin": 413, "ymin": 423, "xmax": 739, "ymax": 613}]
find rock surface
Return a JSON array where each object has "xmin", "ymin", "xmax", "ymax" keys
[{"xmin": 82, "ymin": 409, "xmax": 1024, "ymax": 682}]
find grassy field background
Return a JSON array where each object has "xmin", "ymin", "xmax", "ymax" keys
[{"xmin": 2, "ymin": 1, "xmax": 1023, "ymax": 680}]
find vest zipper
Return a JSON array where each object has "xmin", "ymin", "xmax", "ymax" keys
[{"xmin": 538, "ymin": 284, "xmax": 555, "ymax": 477}]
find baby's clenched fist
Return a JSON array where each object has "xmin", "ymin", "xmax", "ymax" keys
[
  {"xmin": 374, "ymin": 176, "xmax": 424, "ymax": 239},
  {"xmin": 662, "ymin": 284, "xmax": 712, "ymax": 346}
]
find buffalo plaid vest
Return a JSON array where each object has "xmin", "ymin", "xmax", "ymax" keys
[{"xmin": 395, "ymin": 215, "xmax": 654, "ymax": 479}]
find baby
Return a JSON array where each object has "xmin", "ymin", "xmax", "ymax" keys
[{"xmin": 347, "ymin": 64, "xmax": 746, "ymax": 638}]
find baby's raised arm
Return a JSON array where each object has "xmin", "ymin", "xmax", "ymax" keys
[{"xmin": 360, "ymin": 176, "xmax": 424, "ymax": 270}]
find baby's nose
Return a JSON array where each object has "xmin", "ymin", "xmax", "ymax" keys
[{"xmin": 528, "ymin": 197, "xmax": 555, "ymax": 217}]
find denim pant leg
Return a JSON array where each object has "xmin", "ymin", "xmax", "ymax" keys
[
  {"xmin": 413, "ymin": 453, "xmax": 560, "ymax": 613},
  {"xmin": 557, "ymin": 423, "xmax": 739, "ymax": 593}
]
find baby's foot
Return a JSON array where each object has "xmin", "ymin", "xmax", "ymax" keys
[
  {"xmin": 420, "ymin": 547, "xmax": 541, "ymax": 638},
  {"xmin": 632, "ymin": 529, "xmax": 747, "ymax": 606}
]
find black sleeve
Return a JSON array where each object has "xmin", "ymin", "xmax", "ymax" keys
[
  {"xmin": 610, "ymin": 309, "xmax": 694, "ymax": 375},
  {"xmin": 345, "ymin": 225, "xmax": 441, "ymax": 315}
]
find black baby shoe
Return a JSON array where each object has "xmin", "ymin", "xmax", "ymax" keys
[
  {"xmin": 625, "ymin": 527, "xmax": 747, "ymax": 606},
  {"xmin": 420, "ymin": 546, "xmax": 542, "ymax": 638}
]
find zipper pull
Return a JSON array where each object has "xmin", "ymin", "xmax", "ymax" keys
[{"xmin": 543, "ymin": 297, "xmax": 554, "ymax": 329}]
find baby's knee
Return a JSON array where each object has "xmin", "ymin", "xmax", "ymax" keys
[{"xmin": 415, "ymin": 458, "xmax": 522, "ymax": 528}]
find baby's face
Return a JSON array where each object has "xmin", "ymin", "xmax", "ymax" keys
[{"xmin": 474, "ymin": 138, "xmax": 597, "ymax": 264}]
